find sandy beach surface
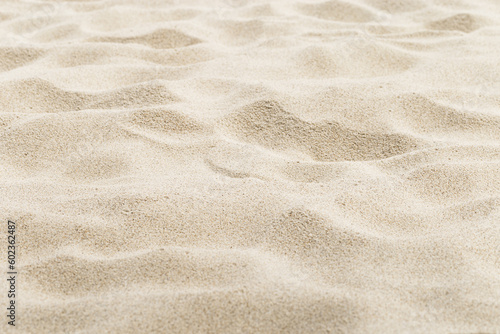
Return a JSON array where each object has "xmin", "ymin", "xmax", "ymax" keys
[{"xmin": 1, "ymin": 0, "xmax": 499, "ymax": 333}]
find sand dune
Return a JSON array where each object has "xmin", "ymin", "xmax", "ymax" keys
[{"xmin": 1, "ymin": 0, "xmax": 499, "ymax": 333}]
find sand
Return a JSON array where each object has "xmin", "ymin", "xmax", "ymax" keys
[{"xmin": 1, "ymin": 0, "xmax": 499, "ymax": 333}]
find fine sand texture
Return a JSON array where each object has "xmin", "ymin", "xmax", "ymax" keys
[{"xmin": 1, "ymin": 0, "xmax": 500, "ymax": 333}]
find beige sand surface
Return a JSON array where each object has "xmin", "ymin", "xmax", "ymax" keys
[{"xmin": 1, "ymin": 0, "xmax": 499, "ymax": 333}]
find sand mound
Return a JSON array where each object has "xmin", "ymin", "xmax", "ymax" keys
[
  {"xmin": 220, "ymin": 100, "xmax": 421, "ymax": 161},
  {"xmin": 89, "ymin": 28, "xmax": 202, "ymax": 49}
]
